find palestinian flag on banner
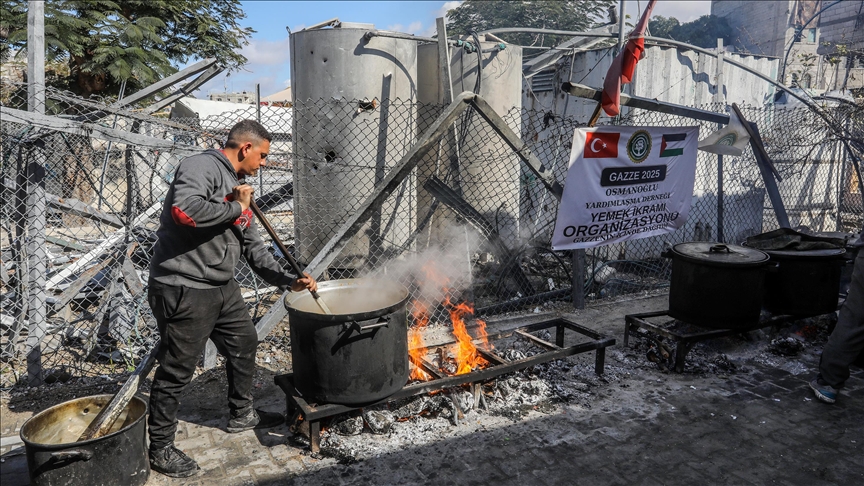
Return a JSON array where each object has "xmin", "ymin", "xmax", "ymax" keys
[{"xmin": 660, "ymin": 133, "xmax": 687, "ymax": 157}]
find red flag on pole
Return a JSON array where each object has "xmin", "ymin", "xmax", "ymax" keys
[{"xmin": 601, "ymin": 0, "xmax": 657, "ymax": 117}]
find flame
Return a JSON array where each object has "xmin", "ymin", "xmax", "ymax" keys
[
  {"xmin": 407, "ymin": 261, "xmax": 492, "ymax": 379},
  {"xmin": 444, "ymin": 297, "xmax": 489, "ymax": 375},
  {"xmin": 408, "ymin": 301, "xmax": 431, "ymax": 381}
]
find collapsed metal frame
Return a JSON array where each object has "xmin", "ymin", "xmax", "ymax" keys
[
  {"xmin": 1, "ymin": 59, "xmax": 223, "ymax": 385},
  {"xmin": 275, "ymin": 316, "xmax": 614, "ymax": 453},
  {"xmin": 623, "ymin": 311, "xmax": 797, "ymax": 373}
]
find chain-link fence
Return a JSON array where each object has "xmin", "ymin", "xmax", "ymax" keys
[{"xmin": 1, "ymin": 81, "xmax": 862, "ymax": 388}]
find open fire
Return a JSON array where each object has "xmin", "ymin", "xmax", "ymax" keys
[{"xmin": 408, "ymin": 263, "xmax": 491, "ymax": 380}]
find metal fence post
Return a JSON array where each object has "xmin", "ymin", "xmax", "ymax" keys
[
  {"xmin": 25, "ymin": 0, "xmax": 47, "ymax": 386},
  {"xmin": 572, "ymin": 250, "xmax": 586, "ymax": 309},
  {"xmin": 715, "ymin": 38, "xmax": 725, "ymax": 243}
]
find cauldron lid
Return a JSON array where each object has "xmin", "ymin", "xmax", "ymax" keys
[{"xmin": 672, "ymin": 242, "xmax": 770, "ymax": 266}]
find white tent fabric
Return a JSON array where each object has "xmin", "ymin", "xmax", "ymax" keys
[{"xmin": 170, "ymin": 97, "xmax": 292, "ymax": 133}]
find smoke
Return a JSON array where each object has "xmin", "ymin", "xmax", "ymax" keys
[
  {"xmin": 290, "ymin": 224, "xmax": 484, "ymax": 316},
  {"xmin": 367, "ymin": 223, "xmax": 484, "ymax": 309}
]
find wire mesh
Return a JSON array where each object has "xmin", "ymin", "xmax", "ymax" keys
[{"xmin": 1, "ymin": 81, "xmax": 862, "ymax": 388}]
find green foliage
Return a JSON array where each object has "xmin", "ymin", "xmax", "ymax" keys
[
  {"xmin": 648, "ymin": 16, "xmax": 679, "ymax": 39},
  {"xmin": 648, "ymin": 14, "xmax": 732, "ymax": 48},
  {"xmin": 446, "ymin": 0, "xmax": 615, "ymax": 47},
  {"xmin": 0, "ymin": 0, "xmax": 254, "ymax": 98}
]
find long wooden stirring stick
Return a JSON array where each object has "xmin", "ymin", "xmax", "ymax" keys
[{"xmin": 249, "ymin": 200, "xmax": 332, "ymax": 314}]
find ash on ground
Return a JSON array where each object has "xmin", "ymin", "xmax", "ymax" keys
[
  {"xmin": 307, "ymin": 329, "xmax": 630, "ymax": 463},
  {"xmin": 611, "ymin": 313, "xmax": 836, "ymax": 377}
]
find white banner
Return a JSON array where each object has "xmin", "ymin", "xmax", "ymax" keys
[{"xmin": 551, "ymin": 126, "xmax": 699, "ymax": 250}]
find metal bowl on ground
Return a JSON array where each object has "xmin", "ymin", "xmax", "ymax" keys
[
  {"xmin": 20, "ymin": 394, "xmax": 149, "ymax": 486},
  {"xmin": 663, "ymin": 242, "xmax": 771, "ymax": 328},
  {"xmin": 284, "ymin": 278, "xmax": 410, "ymax": 405}
]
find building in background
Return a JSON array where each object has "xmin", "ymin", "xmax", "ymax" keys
[
  {"xmin": 261, "ymin": 87, "xmax": 292, "ymax": 107},
  {"xmin": 816, "ymin": 0, "xmax": 864, "ymax": 92},
  {"xmin": 207, "ymin": 90, "xmax": 255, "ymax": 103},
  {"xmin": 711, "ymin": 0, "xmax": 863, "ymax": 91}
]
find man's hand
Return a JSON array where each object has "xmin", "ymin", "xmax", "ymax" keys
[
  {"xmin": 232, "ymin": 184, "xmax": 254, "ymax": 211},
  {"xmin": 291, "ymin": 272, "xmax": 318, "ymax": 293}
]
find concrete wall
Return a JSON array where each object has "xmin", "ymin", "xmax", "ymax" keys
[
  {"xmin": 817, "ymin": 0, "xmax": 864, "ymax": 52},
  {"xmin": 816, "ymin": 0, "xmax": 864, "ymax": 89}
]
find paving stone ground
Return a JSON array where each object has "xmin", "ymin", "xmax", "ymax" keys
[{"xmin": 2, "ymin": 295, "xmax": 863, "ymax": 485}]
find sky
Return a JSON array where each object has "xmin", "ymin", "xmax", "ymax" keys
[{"xmin": 191, "ymin": 0, "xmax": 712, "ymax": 98}]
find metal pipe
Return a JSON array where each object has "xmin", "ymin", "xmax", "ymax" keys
[
  {"xmin": 98, "ymin": 79, "xmax": 126, "ymax": 210},
  {"xmin": 562, "ymin": 82, "xmax": 730, "ymax": 124},
  {"xmin": 364, "ymin": 29, "xmax": 457, "ymax": 46},
  {"xmin": 483, "ymin": 32, "xmax": 506, "ymax": 43},
  {"xmin": 617, "ymin": 0, "xmax": 626, "ymax": 51},
  {"xmin": 256, "ymin": 83, "xmax": 262, "ymax": 189},
  {"xmin": 717, "ymin": 151, "xmax": 724, "ymax": 242},
  {"xmin": 480, "ymin": 27, "xmax": 618, "ymax": 39}
]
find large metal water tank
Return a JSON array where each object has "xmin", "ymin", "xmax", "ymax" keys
[
  {"xmin": 291, "ymin": 24, "xmax": 417, "ymax": 269},
  {"xmin": 417, "ymin": 40, "xmax": 523, "ymax": 246}
]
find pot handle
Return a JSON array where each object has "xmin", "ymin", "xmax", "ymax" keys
[
  {"xmin": 50, "ymin": 449, "xmax": 93, "ymax": 463},
  {"xmin": 346, "ymin": 316, "xmax": 390, "ymax": 332},
  {"xmin": 709, "ymin": 244, "xmax": 731, "ymax": 253}
]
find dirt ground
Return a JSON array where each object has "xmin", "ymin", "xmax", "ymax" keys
[{"xmin": 2, "ymin": 291, "xmax": 860, "ymax": 485}]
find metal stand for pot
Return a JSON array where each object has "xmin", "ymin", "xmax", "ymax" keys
[
  {"xmin": 623, "ymin": 311, "xmax": 797, "ymax": 373},
  {"xmin": 275, "ymin": 316, "xmax": 615, "ymax": 453}
]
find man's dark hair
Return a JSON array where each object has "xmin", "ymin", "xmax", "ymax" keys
[{"xmin": 224, "ymin": 119, "xmax": 272, "ymax": 148}]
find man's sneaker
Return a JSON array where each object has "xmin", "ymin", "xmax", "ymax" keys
[
  {"xmin": 810, "ymin": 378, "xmax": 838, "ymax": 404},
  {"xmin": 226, "ymin": 409, "xmax": 285, "ymax": 433},
  {"xmin": 149, "ymin": 445, "xmax": 199, "ymax": 478}
]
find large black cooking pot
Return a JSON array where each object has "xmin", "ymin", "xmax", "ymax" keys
[
  {"xmin": 284, "ymin": 278, "xmax": 410, "ymax": 405},
  {"xmin": 20, "ymin": 394, "xmax": 149, "ymax": 486},
  {"xmin": 759, "ymin": 247, "xmax": 847, "ymax": 316},
  {"xmin": 664, "ymin": 242, "xmax": 771, "ymax": 328}
]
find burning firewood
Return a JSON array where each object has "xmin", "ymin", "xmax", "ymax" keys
[
  {"xmin": 331, "ymin": 414, "xmax": 363, "ymax": 436},
  {"xmin": 392, "ymin": 395, "xmax": 432, "ymax": 420},
  {"xmin": 362, "ymin": 409, "xmax": 394, "ymax": 435}
]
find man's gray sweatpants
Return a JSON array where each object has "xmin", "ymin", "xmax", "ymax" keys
[{"xmin": 819, "ymin": 250, "xmax": 864, "ymax": 388}]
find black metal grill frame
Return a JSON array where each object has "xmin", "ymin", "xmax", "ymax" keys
[
  {"xmin": 623, "ymin": 310, "xmax": 799, "ymax": 372},
  {"xmin": 275, "ymin": 316, "xmax": 615, "ymax": 453}
]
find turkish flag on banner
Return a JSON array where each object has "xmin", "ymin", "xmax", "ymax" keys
[
  {"xmin": 601, "ymin": 0, "xmax": 657, "ymax": 117},
  {"xmin": 584, "ymin": 132, "xmax": 620, "ymax": 158}
]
